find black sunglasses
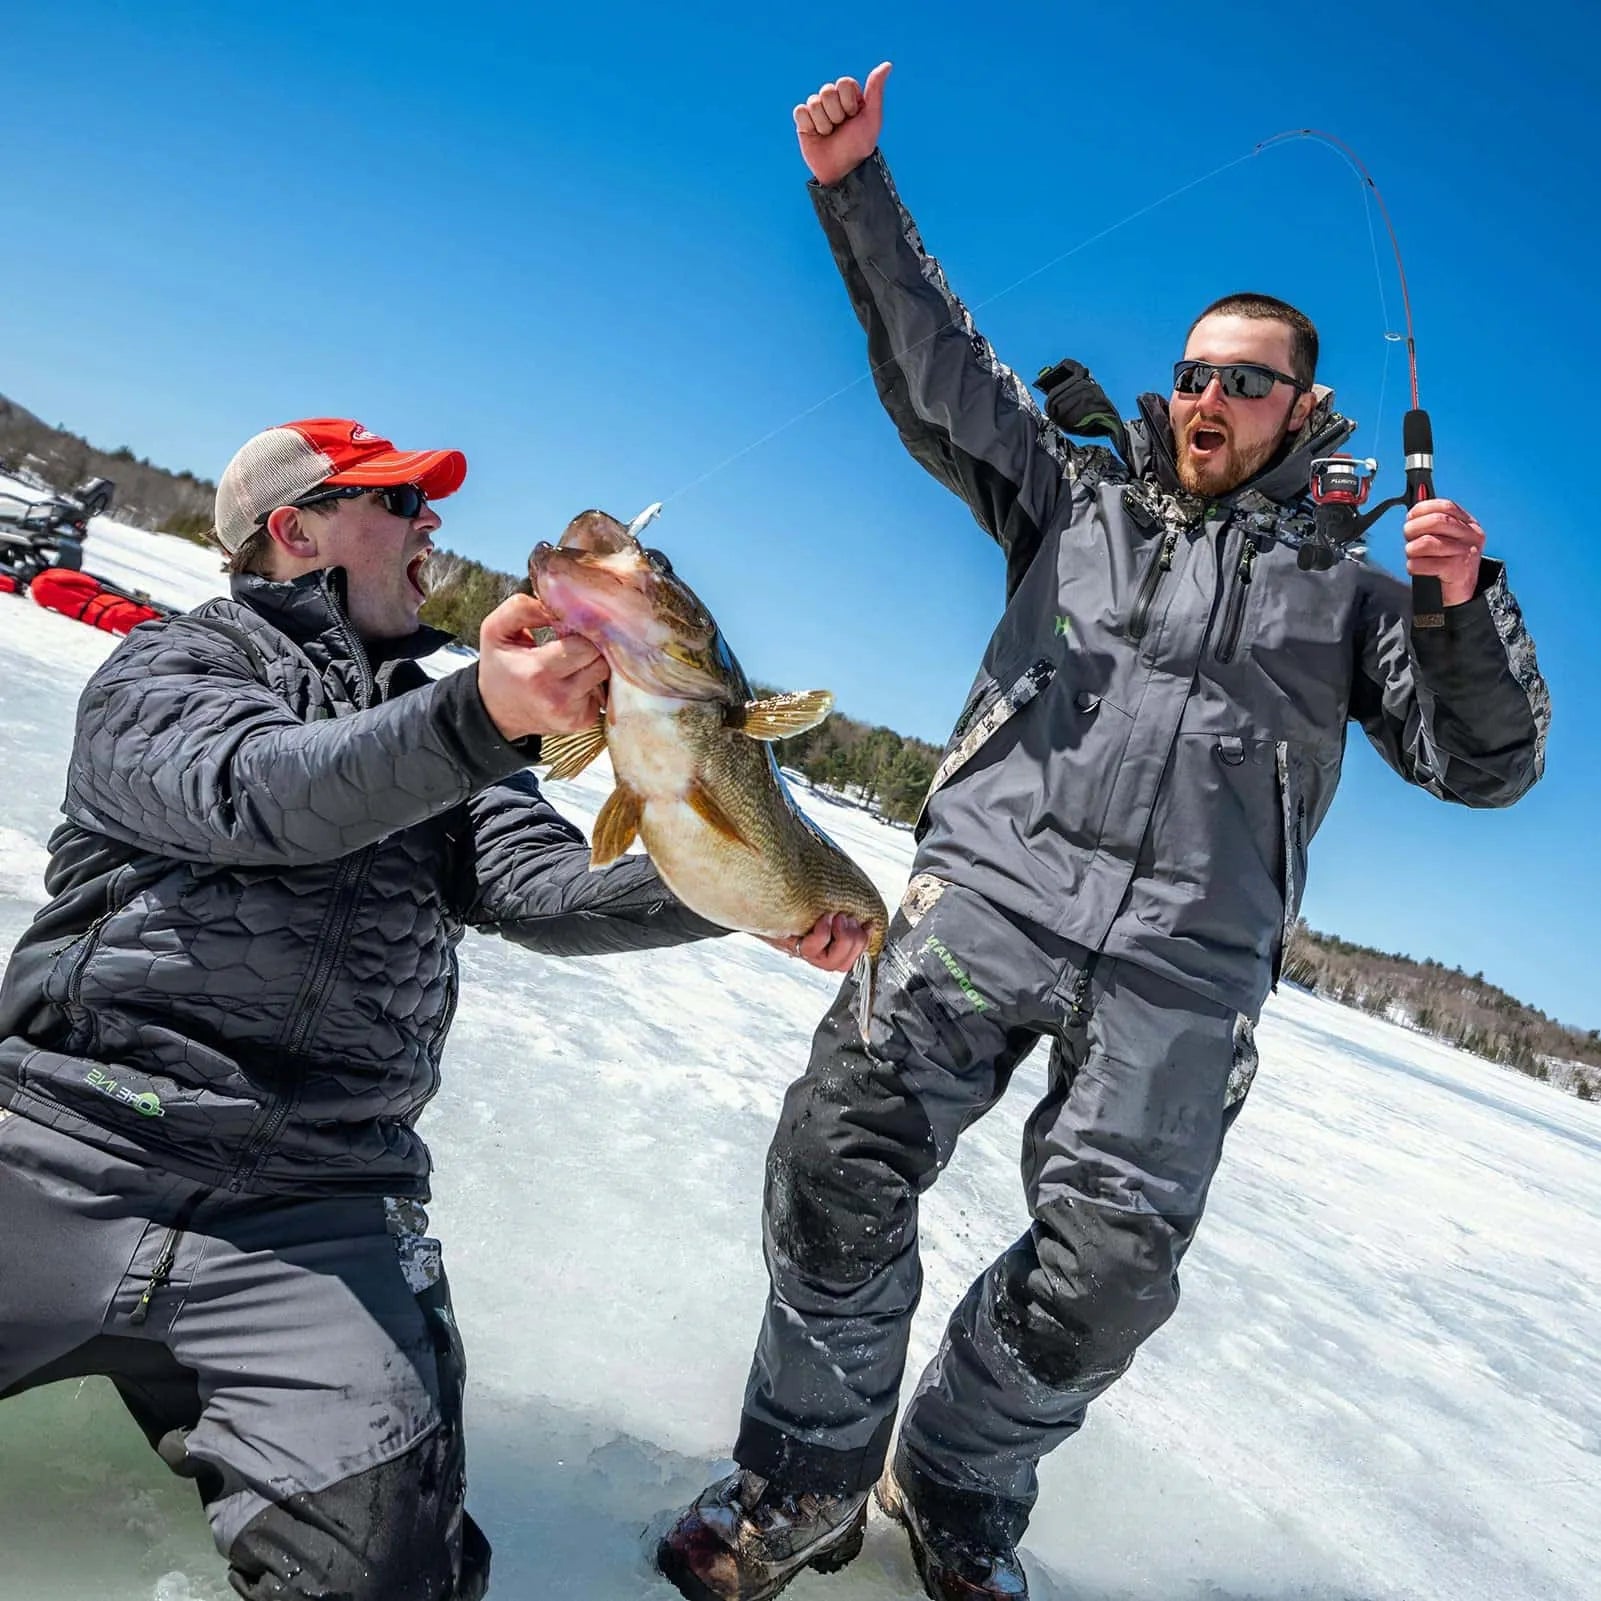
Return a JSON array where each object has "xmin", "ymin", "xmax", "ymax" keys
[
  {"xmin": 290, "ymin": 483, "xmax": 429, "ymax": 520},
  {"xmin": 1172, "ymin": 360, "xmax": 1306, "ymax": 400}
]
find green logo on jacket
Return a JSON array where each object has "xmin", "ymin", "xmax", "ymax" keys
[{"xmin": 85, "ymin": 1067, "xmax": 166, "ymax": 1118}]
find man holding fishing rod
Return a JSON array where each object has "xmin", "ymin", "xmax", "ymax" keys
[{"xmin": 659, "ymin": 61, "xmax": 1550, "ymax": 1601}]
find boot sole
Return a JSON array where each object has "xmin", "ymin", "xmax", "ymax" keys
[{"xmin": 656, "ymin": 1502, "xmax": 867, "ymax": 1601}]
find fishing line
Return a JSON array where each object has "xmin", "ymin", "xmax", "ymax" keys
[
  {"xmin": 1255, "ymin": 123, "xmax": 1421, "ymax": 451},
  {"xmin": 662, "ymin": 145, "xmax": 1262, "ymax": 507},
  {"xmin": 664, "ymin": 131, "xmax": 1419, "ymax": 508}
]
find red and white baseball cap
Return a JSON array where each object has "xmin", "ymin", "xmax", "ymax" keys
[{"xmin": 214, "ymin": 417, "xmax": 467, "ymax": 554}]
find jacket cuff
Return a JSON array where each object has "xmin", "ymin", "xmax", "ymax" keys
[
  {"xmin": 1412, "ymin": 559, "xmax": 1511, "ymax": 694},
  {"xmin": 808, "ymin": 148, "xmax": 891, "ymax": 223},
  {"xmin": 437, "ymin": 665, "xmax": 537, "ymax": 785}
]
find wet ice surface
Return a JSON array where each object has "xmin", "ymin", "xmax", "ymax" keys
[{"xmin": 0, "ymin": 515, "xmax": 1596, "ymax": 1600}]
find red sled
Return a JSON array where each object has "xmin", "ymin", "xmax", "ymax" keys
[{"xmin": 29, "ymin": 566, "xmax": 169, "ymax": 635}]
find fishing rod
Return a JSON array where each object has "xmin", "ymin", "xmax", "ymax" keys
[{"xmin": 1259, "ymin": 130, "xmax": 1444, "ymax": 626}]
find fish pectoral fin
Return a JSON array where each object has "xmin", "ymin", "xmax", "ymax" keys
[
  {"xmin": 591, "ymin": 784, "xmax": 644, "ymax": 866},
  {"xmin": 726, "ymin": 689, "xmax": 835, "ymax": 742},
  {"xmin": 687, "ymin": 777, "xmax": 751, "ymax": 847},
  {"xmin": 540, "ymin": 721, "xmax": 607, "ymax": 782}
]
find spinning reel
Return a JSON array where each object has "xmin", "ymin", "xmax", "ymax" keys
[{"xmin": 1299, "ymin": 453, "xmax": 1407, "ymax": 572}]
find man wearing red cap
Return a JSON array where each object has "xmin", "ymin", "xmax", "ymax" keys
[{"xmin": 0, "ymin": 417, "xmax": 864, "ymax": 1600}]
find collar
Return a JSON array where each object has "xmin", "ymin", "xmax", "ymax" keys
[
  {"xmin": 1129, "ymin": 387, "xmax": 1358, "ymax": 506},
  {"xmin": 229, "ymin": 568, "xmax": 454, "ymax": 664}
]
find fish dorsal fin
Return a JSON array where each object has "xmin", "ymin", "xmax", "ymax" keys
[
  {"xmin": 591, "ymin": 784, "xmax": 643, "ymax": 866},
  {"xmin": 726, "ymin": 690, "xmax": 835, "ymax": 742},
  {"xmin": 687, "ymin": 776, "xmax": 750, "ymax": 847},
  {"xmin": 540, "ymin": 721, "xmax": 607, "ymax": 782}
]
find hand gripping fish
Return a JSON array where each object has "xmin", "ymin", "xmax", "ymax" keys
[{"xmin": 528, "ymin": 504, "xmax": 888, "ymax": 1030}]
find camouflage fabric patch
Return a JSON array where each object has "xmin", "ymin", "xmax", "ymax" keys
[
  {"xmin": 879, "ymin": 155, "xmax": 1096, "ymax": 493},
  {"xmin": 1227, "ymin": 1014, "xmax": 1260, "ymax": 1108},
  {"xmin": 1228, "ymin": 488, "xmax": 1354, "ymax": 561},
  {"xmin": 1484, "ymin": 568, "xmax": 1552, "ymax": 776},
  {"xmin": 383, "ymin": 1195, "xmax": 442, "ymax": 1294},
  {"xmin": 898, "ymin": 873, "xmax": 949, "ymax": 929},
  {"xmin": 1123, "ymin": 478, "xmax": 1203, "ymax": 535},
  {"xmin": 1062, "ymin": 438, "xmax": 1125, "ymax": 494},
  {"xmin": 927, "ymin": 659, "xmax": 1056, "ymax": 801},
  {"xmin": 1275, "ymin": 741, "xmax": 1307, "ymax": 970}
]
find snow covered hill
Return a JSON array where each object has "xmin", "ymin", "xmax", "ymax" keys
[{"xmin": 0, "ymin": 516, "xmax": 1596, "ymax": 1601}]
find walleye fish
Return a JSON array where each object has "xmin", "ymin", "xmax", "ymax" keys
[{"xmin": 528, "ymin": 505, "xmax": 887, "ymax": 1024}]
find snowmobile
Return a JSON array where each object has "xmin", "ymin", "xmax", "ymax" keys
[
  {"xmin": 0, "ymin": 476, "xmax": 178, "ymax": 633},
  {"xmin": 0, "ymin": 476, "xmax": 114, "ymax": 582}
]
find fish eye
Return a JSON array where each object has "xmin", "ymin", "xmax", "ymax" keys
[{"xmin": 644, "ymin": 547, "xmax": 674, "ymax": 575}]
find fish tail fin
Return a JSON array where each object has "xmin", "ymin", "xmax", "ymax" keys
[{"xmin": 851, "ymin": 948, "xmax": 877, "ymax": 1044}]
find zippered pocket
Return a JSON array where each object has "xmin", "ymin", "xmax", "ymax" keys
[
  {"xmin": 54, "ymin": 865, "xmax": 135, "ymax": 1040},
  {"xmin": 1126, "ymin": 528, "xmax": 1179, "ymax": 642},
  {"xmin": 1215, "ymin": 538, "xmax": 1261, "ymax": 663},
  {"xmin": 916, "ymin": 659, "xmax": 1057, "ymax": 834}
]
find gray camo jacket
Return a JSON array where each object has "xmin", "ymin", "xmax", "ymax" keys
[{"xmin": 814, "ymin": 153, "xmax": 1549, "ymax": 1016}]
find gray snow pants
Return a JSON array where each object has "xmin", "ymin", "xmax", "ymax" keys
[
  {"xmin": 0, "ymin": 1110, "xmax": 489, "ymax": 1600},
  {"xmin": 735, "ymin": 876, "xmax": 1257, "ymax": 1546}
]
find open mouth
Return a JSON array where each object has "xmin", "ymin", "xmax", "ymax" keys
[
  {"xmin": 1190, "ymin": 426, "xmax": 1228, "ymax": 456},
  {"xmin": 406, "ymin": 550, "xmax": 431, "ymax": 600}
]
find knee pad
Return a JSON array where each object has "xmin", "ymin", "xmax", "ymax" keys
[
  {"xmin": 228, "ymin": 1430, "xmax": 478, "ymax": 1601},
  {"xmin": 992, "ymin": 1205, "xmax": 1184, "ymax": 1389}
]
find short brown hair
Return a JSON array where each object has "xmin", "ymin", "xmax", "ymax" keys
[
  {"xmin": 1188, "ymin": 293, "xmax": 1319, "ymax": 389},
  {"xmin": 214, "ymin": 498, "xmax": 341, "ymax": 577}
]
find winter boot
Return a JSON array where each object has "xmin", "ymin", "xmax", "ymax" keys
[
  {"xmin": 875, "ymin": 1462, "xmax": 1029, "ymax": 1600},
  {"xmin": 656, "ymin": 1467, "xmax": 868, "ymax": 1601}
]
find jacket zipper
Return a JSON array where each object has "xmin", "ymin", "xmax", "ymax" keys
[
  {"xmin": 1215, "ymin": 538, "xmax": 1260, "ymax": 663},
  {"xmin": 1126, "ymin": 528, "xmax": 1179, "ymax": 642},
  {"xmin": 228, "ymin": 847, "xmax": 374, "ymax": 1191},
  {"xmin": 227, "ymin": 579, "xmax": 379, "ymax": 1191}
]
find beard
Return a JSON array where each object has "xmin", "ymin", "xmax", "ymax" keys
[{"xmin": 1174, "ymin": 411, "xmax": 1287, "ymax": 496}]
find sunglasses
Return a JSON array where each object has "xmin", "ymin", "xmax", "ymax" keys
[
  {"xmin": 290, "ymin": 483, "xmax": 429, "ymax": 520},
  {"xmin": 1172, "ymin": 360, "xmax": 1306, "ymax": 400}
]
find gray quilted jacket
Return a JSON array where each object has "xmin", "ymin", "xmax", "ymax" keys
[
  {"xmin": 815, "ymin": 153, "xmax": 1550, "ymax": 1016},
  {"xmin": 0, "ymin": 569, "xmax": 723, "ymax": 1196}
]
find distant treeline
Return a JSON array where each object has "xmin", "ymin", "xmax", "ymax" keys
[
  {"xmin": 0, "ymin": 393, "xmax": 216, "ymax": 539},
  {"xmin": 1282, "ymin": 923, "xmax": 1600, "ymax": 1099},
  {"xmin": 766, "ymin": 703, "xmax": 940, "ymax": 827}
]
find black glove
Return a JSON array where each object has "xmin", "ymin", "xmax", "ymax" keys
[{"xmin": 1034, "ymin": 359, "xmax": 1129, "ymax": 459}]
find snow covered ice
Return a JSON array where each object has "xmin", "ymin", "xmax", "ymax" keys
[{"xmin": 0, "ymin": 500, "xmax": 1596, "ymax": 1600}]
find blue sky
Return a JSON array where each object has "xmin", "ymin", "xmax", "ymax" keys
[{"xmin": 2, "ymin": 0, "xmax": 1595, "ymax": 1029}]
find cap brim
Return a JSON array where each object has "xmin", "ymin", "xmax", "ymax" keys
[{"xmin": 324, "ymin": 447, "xmax": 467, "ymax": 500}]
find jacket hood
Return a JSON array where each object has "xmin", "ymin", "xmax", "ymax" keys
[{"xmin": 1129, "ymin": 386, "xmax": 1358, "ymax": 506}]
